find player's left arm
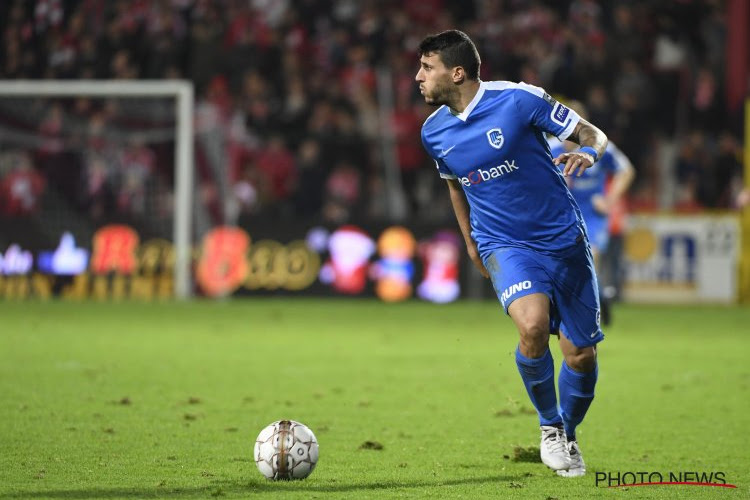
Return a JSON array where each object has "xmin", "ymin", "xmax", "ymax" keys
[{"xmin": 553, "ymin": 118, "xmax": 608, "ymax": 177}]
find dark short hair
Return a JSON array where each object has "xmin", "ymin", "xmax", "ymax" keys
[{"xmin": 418, "ymin": 30, "xmax": 481, "ymax": 80}]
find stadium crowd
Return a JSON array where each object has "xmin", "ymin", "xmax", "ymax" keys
[{"xmin": 0, "ymin": 0, "xmax": 745, "ymax": 225}]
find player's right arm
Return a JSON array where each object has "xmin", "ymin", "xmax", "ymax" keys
[{"xmin": 446, "ymin": 178, "xmax": 488, "ymax": 278}]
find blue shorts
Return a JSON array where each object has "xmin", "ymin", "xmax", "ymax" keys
[{"xmin": 484, "ymin": 240, "xmax": 604, "ymax": 348}]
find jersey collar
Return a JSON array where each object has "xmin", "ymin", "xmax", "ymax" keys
[{"xmin": 450, "ymin": 80, "xmax": 485, "ymax": 122}]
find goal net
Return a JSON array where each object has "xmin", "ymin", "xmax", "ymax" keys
[{"xmin": 0, "ymin": 80, "xmax": 194, "ymax": 299}]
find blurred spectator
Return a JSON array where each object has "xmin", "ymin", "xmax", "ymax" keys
[
  {"xmin": 651, "ymin": 14, "xmax": 687, "ymax": 136},
  {"xmin": 116, "ymin": 135, "xmax": 156, "ymax": 216},
  {"xmin": 292, "ymin": 138, "xmax": 327, "ymax": 217},
  {"xmin": 688, "ymin": 66, "xmax": 724, "ymax": 133},
  {"xmin": 254, "ymin": 134, "xmax": 297, "ymax": 215},
  {"xmin": 607, "ymin": 4, "xmax": 646, "ymax": 63},
  {"xmin": 340, "ymin": 44, "xmax": 376, "ymax": 100},
  {"xmin": 79, "ymin": 153, "xmax": 115, "ymax": 222},
  {"xmin": 110, "ymin": 49, "xmax": 139, "ymax": 79},
  {"xmin": 584, "ymin": 84, "xmax": 613, "ymax": 135},
  {"xmin": 672, "ymin": 129, "xmax": 739, "ymax": 211},
  {"xmin": 323, "ymin": 161, "xmax": 362, "ymax": 224},
  {"xmin": 141, "ymin": 3, "xmax": 186, "ymax": 79},
  {"xmin": 34, "ymin": 0, "xmax": 63, "ymax": 33},
  {"xmin": 35, "ymin": 101, "xmax": 83, "ymax": 205},
  {"xmin": 117, "ymin": 168, "xmax": 148, "ymax": 215},
  {"xmin": 674, "ymin": 130, "xmax": 711, "ymax": 211},
  {"xmin": 188, "ymin": 1, "xmax": 224, "ymax": 92},
  {"xmin": 610, "ymin": 90, "xmax": 651, "ymax": 182},
  {"xmin": 0, "ymin": 152, "xmax": 46, "ymax": 216},
  {"xmin": 277, "ymin": 74, "xmax": 311, "ymax": 141},
  {"xmin": 329, "ymin": 106, "xmax": 368, "ymax": 167},
  {"xmin": 238, "ymin": 69, "xmax": 281, "ymax": 140},
  {"xmin": 391, "ymin": 90, "xmax": 425, "ymax": 214}
]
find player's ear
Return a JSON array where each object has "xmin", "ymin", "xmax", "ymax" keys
[{"xmin": 452, "ymin": 66, "xmax": 465, "ymax": 84}]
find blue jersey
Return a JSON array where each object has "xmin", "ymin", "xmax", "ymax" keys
[
  {"xmin": 549, "ymin": 139, "xmax": 631, "ymax": 249},
  {"xmin": 421, "ymin": 81, "xmax": 583, "ymax": 258}
]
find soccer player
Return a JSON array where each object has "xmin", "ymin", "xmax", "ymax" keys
[
  {"xmin": 549, "ymin": 101, "xmax": 635, "ymax": 326},
  {"xmin": 416, "ymin": 30, "xmax": 608, "ymax": 477}
]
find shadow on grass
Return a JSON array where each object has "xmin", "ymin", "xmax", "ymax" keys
[{"xmin": 4, "ymin": 474, "xmax": 518, "ymax": 498}]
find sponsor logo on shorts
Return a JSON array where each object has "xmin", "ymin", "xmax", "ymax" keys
[{"xmin": 500, "ymin": 280, "xmax": 532, "ymax": 306}]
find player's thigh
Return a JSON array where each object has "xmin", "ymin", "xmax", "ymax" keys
[{"xmin": 484, "ymin": 247, "xmax": 554, "ymax": 314}]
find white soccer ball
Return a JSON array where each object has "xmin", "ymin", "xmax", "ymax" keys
[{"xmin": 253, "ymin": 420, "xmax": 319, "ymax": 480}]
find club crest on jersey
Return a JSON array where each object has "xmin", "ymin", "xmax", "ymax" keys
[
  {"xmin": 486, "ymin": 128, "xmax": 504, "ymax": 149},
  {"xmin": 551, "ymin": 102, "xmax": 570, "ymax": 126}
]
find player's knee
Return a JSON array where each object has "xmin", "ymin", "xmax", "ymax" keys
[
  {"xmin": 516, "ymin": 317, "xmax": 550, "ymax": 356},
  {"xmin": 565, "ymin": 346, "xmax": 597, "ymax": 372}
]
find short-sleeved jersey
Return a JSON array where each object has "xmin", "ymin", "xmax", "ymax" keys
[
  {"xmin": 420, "ymin": 81, "xmax": 583, "ymax": 258},
  {"xmin": 549, "ymin": 139, "xmax": 631, "ymax": 227}
]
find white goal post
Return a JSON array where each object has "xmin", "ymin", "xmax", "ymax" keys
[{"xmin": 0, "ymin": 80, "xmax": 195, "ymax": 299}]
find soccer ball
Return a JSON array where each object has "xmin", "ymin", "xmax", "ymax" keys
[{"xmin": 253, "ymin": 420, "xmax": 319, "ymax": 480}]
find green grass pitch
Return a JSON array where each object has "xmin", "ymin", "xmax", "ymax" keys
[{"xmin": 1, "ymin": 299, "xmax": 748, "ymax": 499}]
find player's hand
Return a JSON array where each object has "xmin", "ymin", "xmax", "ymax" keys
[
  {"xmin": 591, "ymin": 194, "xmax": 610, "ymax": 215},
  {"xmin": 553, "ymin": 151, "xmax": 595, "ymax": 177},
  {"xmin": 467, "ymin": 245, "xmax": 489, "ymax": 279}
]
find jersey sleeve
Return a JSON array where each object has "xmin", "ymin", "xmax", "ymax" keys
[
  {"xmin": 434, "ymin": 158, "xmax": 456, "ymax": 179},
  {"xmin": 421, "ymin": 127, "xmax": 456, "ymax": 179},
  {"xmin": 512, "ymin": 83, "xmax": 580, "ymax": 141}
]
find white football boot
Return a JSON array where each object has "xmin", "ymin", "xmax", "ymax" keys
[
  {"xmin": 539, "ymin": 425, "xmax": 570, "ymax": 471},
  {"xmin": 557, "ymin": 440, "xmax": 586, "ymax": 477}
]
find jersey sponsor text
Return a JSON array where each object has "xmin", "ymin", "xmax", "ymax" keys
[{"xmin": 458, "ymin": 160, "xmax": 519, "ymax": 187}]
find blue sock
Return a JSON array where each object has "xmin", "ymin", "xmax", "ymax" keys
[
  {"xmin": 515, "ymin": 347, "xmax": 561, "ymax": 426},
  {"xmin": 558, "ymin": 361, "xmax": 598, "ymax": 440}
]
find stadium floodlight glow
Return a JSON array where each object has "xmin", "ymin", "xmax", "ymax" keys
[{"xmin": 0, "ymin": 80, "xmax": 195, "ymax": 299}]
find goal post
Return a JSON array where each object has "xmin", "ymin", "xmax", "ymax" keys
[{"xmin": 0, "ymin": 80, "xmax": 195, "ymax": 299}]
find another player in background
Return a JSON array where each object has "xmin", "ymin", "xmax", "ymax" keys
[
  {"xmin": 417, "ymin": 30, "xmax": 608, "ymax": 477},
  {"xmin": 549, "ymin": 101, "xmax": 635, "ymax": 325}
]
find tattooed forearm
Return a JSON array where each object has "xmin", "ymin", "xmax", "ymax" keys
[{"xmin": 568, "ymin": 118, "xmax": 608, "ymax": 159}]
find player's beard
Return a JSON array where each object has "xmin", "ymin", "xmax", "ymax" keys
[{"xmin": 423, "ymin": 80, "xmax": 456, "ymax": 107}]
